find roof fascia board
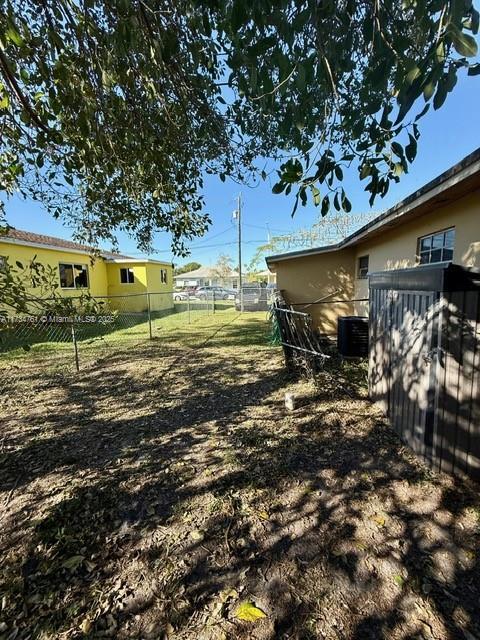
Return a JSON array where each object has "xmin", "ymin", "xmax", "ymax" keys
[
  {"xmin": 105, "ymin": 258, "xmax": 170, "ymax": 265},
  {"xmin": 266, "ymin": 153, "xmax": 480, "ymax": 265}
]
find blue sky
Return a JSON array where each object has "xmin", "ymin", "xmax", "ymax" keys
[{"xmin": 3, "ymin": 72, "xmax": 479, "ymax": 268}]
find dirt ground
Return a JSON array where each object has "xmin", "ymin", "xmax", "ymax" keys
[{"xmin": 1, "ymin": 314, "xmax": 480, "ymax": 640}]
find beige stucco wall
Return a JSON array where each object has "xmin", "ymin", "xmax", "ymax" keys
[
  {"xmin": 353, "ymin": 189, "xmax": 480, "ymax": 314},
  {"xmin": 271, "ymin": 188, "xmax": 480, "ymax": 333},
  {"xmin": 272, "ymin": 249, "xmax": 356, "ymax": 335}
]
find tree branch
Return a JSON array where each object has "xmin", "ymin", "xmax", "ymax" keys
[{"xmin": 0, "ymin": 49, "xmax": 51, "ymax": 134}]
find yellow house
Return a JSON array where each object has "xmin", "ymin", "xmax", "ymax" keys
[
  {"xmin": 266, "ymin": 147, "xmax": 480, "ymax": 335},
  {"xmin": 0, "ymin": 228, "xmax": 173, "ymax": 313}
]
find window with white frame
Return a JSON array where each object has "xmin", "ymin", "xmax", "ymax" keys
[
  {"xmin": 357, "ymin": 255, "xmax": 369, "ymax": 279},
  {"xmin": 161, "ymin": 268, "xmax": 167, "ymax": 284},
  {"xmin": 59, "ymin": 263, "xmax": 88, "ymax": 288},
  {"xmin": 418, "ymin": 228, "xmax": 455, "ymax": 264},
  {"xmin": 120, "ymin": 267, "xmax": 135, "ymax": 284}
]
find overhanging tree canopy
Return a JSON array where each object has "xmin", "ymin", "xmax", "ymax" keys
[{"xmin": 0, "ymin": 0, "xmax": 478, "ymax": 254}]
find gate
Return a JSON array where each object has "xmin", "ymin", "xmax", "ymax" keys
[{"xmin": 369, "ymin": 263, "xmax": 480, "ymax": 481}]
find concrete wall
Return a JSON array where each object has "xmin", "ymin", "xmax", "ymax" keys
[
  {"xmin": 273, "ymin": 249, "xmax": 356, "ymax": 335},
  {"xmin": 0, "ymin": 242, "xmax": 109, "ymax": 298}
]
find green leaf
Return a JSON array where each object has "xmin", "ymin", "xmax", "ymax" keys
[
  {"xmin": 405, "ymin": 134, "xmax": 417, "ymax": 163},
  {"xmin": 321, "ymin": 195, "xmax": 329, "ymax": 216},
  {"xmin": 415, "ymin": 103, "xmax": 430, "ymax": 121},
  {"xmin": 5, "ymin": 20, "xmax": 24, "ymax": 46},
  {"xmin": 406, "ymin": 66, "xmax": 421, "ymax": 85},
  {"xmin": 359, "ymin": 164, "xmax": 371, "ymax": 180},
  {"xmin": 333, "ymin": 192, "xmax": 340, "ymax": 211},
  {"xmin": 235, "ymin": 601, "xmax": 267, "ymax": 622},
  {"xmin": 433, "ymin": 81, "xmax": 448, "ymax": 110},
  {"xmin": 391, "ymin": 142, "xmax": 404, "ymax": 158},
  {"xmin": 393, "ymin": 162, "xmax": 404, "ymax": 177},
  {"xmin": 468, "ymin": 63, "xmax": 480, "ymax": 76},
  {"xmin": 296, "ymin": 64, "xmax": 306, "ymax": 90},
  {"xmin": 450, "ymin": 28, "xmax": 478, "ymax": 57},
  {"xmin": 310, "ymin": 185, "xmax": 321, "ymax": 206},
  {"xmin": 423, "ymin": 81, "xmax": 436, "ymax": 101},
  {"xmin": 272, "ymin": 182, "xmax": 285, "ymax": 194},
  {"xmin": 341, "ymin": 192, "xmax": 352, "ymax": 213},
  {"xmin": 293, "ymin": 9, "xmax": 310, "ymax": 30},
  {"xmin": 471, "ymin": 8, "xmax": 480, "ymax": 34}
]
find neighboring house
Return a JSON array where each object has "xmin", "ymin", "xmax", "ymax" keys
[
  {"xmin": 174, "ymin": 266, "xmax": 239, "ymax": 289},
  {"xmin": 0, "ymin": 229, "xmax": 173, "ymax": 313},
  {"xmin": 266, "ymin": 147, "xmax": 480, "ymax": 335},
  {"xmin": 251, "ymin": 269, "xmax": 276, "ymax": 286}
]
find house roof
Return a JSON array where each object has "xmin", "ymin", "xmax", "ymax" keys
[
  {"xmin": 174, "ymin": 266, "xmax": 239, "ymax": 279},
  {"xmin": 266, "ymin": 146, "xmax": 480, "ymax": 266},
  {"xmin": 0, "ymin": 228, "xmax": 170, "ymax": 265}
]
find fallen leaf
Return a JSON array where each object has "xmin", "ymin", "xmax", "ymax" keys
[
  {"xmin": 234, "ymin": 601, "xmax": 267, "ymax": 622},
  {"xmin": 62, "ymin": 555, "xmax": 84, "ymax": 570},
  {"xmin": 393, "ymin": 574, "xmax": 405, "ymax": 587},
  {"xmin": 257, "ymin": 511, "xmax": 269, "ymax": 521},
  {"xmin": 79, "ymin": 618, "xmax": 92, "ymax": 634},
  {"xmin": 372, "ymin": 515, "xmax": 386, "ymax": 527},
  {"xmin": 190, "ymin": 529, "xmax": 205, "ymax": 541},
  {"xmin": 220, "ymin": 587, "xmax": 239, "ymax": 603}
]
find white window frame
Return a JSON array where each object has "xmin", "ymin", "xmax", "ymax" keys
[
  {"xmin": 120, "ymin": 267, "xmax": 135, "ymax": 284},
  {"xmin": 357, "ymin": 255, "xmax": 369, "ymax": 279},
  {"xmin": 59, "ymin": 262, "xmax": 89, "ymax": 289},
  {"xmin": 417, "ymin": 227, "xmax": 455, "ymax": 265}
]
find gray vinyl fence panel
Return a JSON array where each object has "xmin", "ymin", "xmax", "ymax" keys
[{"xmin": 369, "ymin": 263, "xmax": 480, "ymax": 482}]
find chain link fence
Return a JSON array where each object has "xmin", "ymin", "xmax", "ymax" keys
[{"xmin": 0, "ymin": 290, "xmax": 232, "ymax": 369}]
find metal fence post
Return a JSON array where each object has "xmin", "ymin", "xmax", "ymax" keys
[
  {"xmin": 71, "ymin": 320, "xmax": 79, "ymax": 372},
  {"xmin": 212, "ymin": 292, "xmax": 216, "ymax": 314},
  {"xmin": 187, "ymin": 295, "xmax": 191, "ymax": 324},
  {"xmin": 147, "ymin": 293, "xmax": 153, "ymax": 339}
]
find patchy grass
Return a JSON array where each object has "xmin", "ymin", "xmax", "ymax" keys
[{"xmin": 1, "ymin": 313, "xmax": 480, "ymax": 640}]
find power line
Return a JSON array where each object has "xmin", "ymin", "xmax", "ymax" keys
[{"xmin": 243, "ymin": 222, "xmax": 292, "ymax": 234}]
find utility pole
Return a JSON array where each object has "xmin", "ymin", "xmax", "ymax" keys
[{"xmin": 236, "ymin": 193, "xmax": 243, "ymax": 312}]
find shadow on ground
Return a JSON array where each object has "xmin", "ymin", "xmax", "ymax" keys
[{"xmin": 1, "ymin": 315, "xmax": 479, "ymax": 640}]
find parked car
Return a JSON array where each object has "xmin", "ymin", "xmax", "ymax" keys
[
  {"xmin": 235, "ymin": 285, "xmax": 273, "ymax": 311},
  {"xmin": 195, "ymin": 286, "xmax": 233, "ymax": 300},
  {"xmin": 173, "ymin": 291, "xmax": 190, "ymax": 301}
]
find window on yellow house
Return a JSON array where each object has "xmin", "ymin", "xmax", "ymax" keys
[
  {"xmin": 59, "ymin": 263, "xmax": 88, "ymax": 288},
  {"xmin": 120, "ymin": 267, "xmax": 135, "ymax": 283},
  {"xmin": 161, "ymin": 268, "xmax": 167, "ymax": 284},
  {"xmin": 0, "ymin": 256, "xmax": 5, "ymax": 270}
]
